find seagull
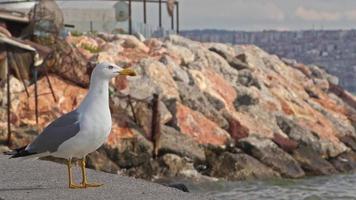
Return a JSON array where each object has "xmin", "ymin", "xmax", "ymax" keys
[{"xmin": 6, "ymin": 62, "xmax": 136, "ymax": 189}]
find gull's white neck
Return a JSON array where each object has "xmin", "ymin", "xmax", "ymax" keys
[{"xmin": 78, "ymin": 74, "xmax": 109, "ymax": 112}]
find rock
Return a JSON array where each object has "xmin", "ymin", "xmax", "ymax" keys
[
  {"xmin": 86, "ymin": 147, "xmax": 120, "ymax": 173},
  {"xmin": 51, "ymin": 39, "xmax": 91, "ymax": 87},
  {"xmin": 140, "ymin": 58, "xmax": 180, "ymax": 101},
  {"xmin": 114, "ymin": 34, "xmax": 149, "ymax": 53},
  {"xmin": 176, "ymin": 82, "xmax": 229, "ymax": 129},
  {"xmin": 160, "ymin": 153, "xmax": 190, "ymax": 177},
  {"xmin": 165, "ymin": 42, "xmax": 195, "ymax": 65},
  {"xmin": 272, "ymin": 133, "xmax": 298, "ymax": 153},
  {"xmin": 158, "ymin": 125, "xmax": 206, "ymax": 162},
  {"xmin": 160, "ymin": 55, "xmax": 190, "ymax": 84},
  {"xmin": 329, "ymin": 151, "xmax": 356, "ymax": 173},
  {"xmin": 15, "ymin": 75, "xmax": 87, "ymax": 128},
  {"xmin": 134, "ymin": 101, "xmax": 173, "ymax": 138},
  {"xmin": 206, "ymin": 151, "xmax": 280, "ymax": 181},
  {"xmin": 236, "ymin": 69, "xmax": 261, "ymax": 89},
  {"xmin": 276, "ymin": 115, "xmax": 347, "ymax": 158},
  {"xmin": 233, "ymin": 86, "xmax": 260, "ymax": 109},
  {"xmin": 133, "ymin": 32, "xmax": 146, "ymax": 42},
  {"xmin": 105, "ymin": 117, "xmax": 153, "ymax": 169},
  {"xmin": 0, "ymin": 76, "xmax": 25, "ymax": 106},
  {"xmin": 98, "ymin": 40, "xmax": 125, "ymax": 63},
  {"xmin": 159, "ymin": 153, "xmax": 209, "ymax": 181},
  {"xmin": 238, "ymin": 136, "xmax": 305, "ymax": 178},
  {"xmin": 168, "ymin": 102, "xmax": 231, "ymax": 146},
  {"xmin": 291, "ymin": 144, "xmax": 337, "ymax": 175},
  {"xmin": 166, "ymin": 183, "xmax": 189, "ymax": 193},
  {"xmin": 209, "ymin": 47, "xmax": 249, "ymax": 70}
]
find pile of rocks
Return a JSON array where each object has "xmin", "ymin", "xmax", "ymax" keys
[{"xmin": 1, "ymin": 34, "xmax": 356, "ymax": 182}]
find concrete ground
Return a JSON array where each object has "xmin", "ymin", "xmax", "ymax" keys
[{"xmin": 0, "ymin": 155, "xmax": 210, "ymax": 200}]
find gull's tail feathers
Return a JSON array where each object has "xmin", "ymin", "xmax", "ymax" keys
[{"xmin": 4, "ymin": 145, "xmax": 38, "ymax": 159}]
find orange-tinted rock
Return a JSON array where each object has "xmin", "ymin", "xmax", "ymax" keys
[
  {"xmin": 173, "ymin": 103, "xmax": 230, "ymax": 146},
  {"xmin": 15, "ymin": 75, "xmax": 87, "ymax": 128}
]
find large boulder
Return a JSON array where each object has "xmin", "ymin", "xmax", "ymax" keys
[
  {"xmin": 291, "ymin": 144, "xmax": 337, "ymax": 175},
  {"xmin": 206, "ymin": 151, "xmax": 280, "ymax": 181},
  {"xmin": 167, "ymin": 101, "xmax": 231, "ymax": 146},
  {"xmin": 238, "ymin": 136, "xmax": 305, "ymax": 178},
  {"xmin": 158, "ymin": 126, "xmax": 206, "ymax": 162}
]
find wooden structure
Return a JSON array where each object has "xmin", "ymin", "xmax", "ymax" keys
[{"xmin": 0, "ymin": 8, "xmax": 56, "ymax": 147}]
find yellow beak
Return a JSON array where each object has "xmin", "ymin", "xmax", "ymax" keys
[{"xmin": 119, "ymin": 68, "xmax": 136, "ymax": 76}]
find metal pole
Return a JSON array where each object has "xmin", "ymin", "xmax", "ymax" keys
[
  {"xmin": 151, "ymin": 93, "xmax": 161, "ymax": 158},
  {"xmin": 176, "ymin": 1, "xmax": 179, "ymax": 34},
  {"xmin": 90, "ymin": 21, "xmax": 93, "ymax": 32},
  {"xmin": 158, "ymin": 0, "xmax": 162, "ymax": 28},
  {"xmin": 33, "ymin": 66, "xmax": 39, "ymax": 127},
  {"xmin": 143, "ymin": 0, "xmax": 147, "ymax": 24},
  {"xmin": 128, "ymin": 0, "xmax": 132, "ymax": 34},
  {"xmin": 6, "ymin": 50, "xmax": 11, "ymax": 147},
  {"xmin": 171, "ymin": 6, "xmax": 174, "ymax": 31}
]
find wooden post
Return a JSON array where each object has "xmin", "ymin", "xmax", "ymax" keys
[{"xmin": 128, "ymin": 0, "xmax": 132, "ymax": 34}]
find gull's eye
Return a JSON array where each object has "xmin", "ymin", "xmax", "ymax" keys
[{"xmin": 108, "ymin": 65, "xmax": 114, "ymax": 70}]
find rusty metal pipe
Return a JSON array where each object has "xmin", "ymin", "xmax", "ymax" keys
[{"xmin": 6, "ymin": 51, "xmax": 12, "ymax": 147}]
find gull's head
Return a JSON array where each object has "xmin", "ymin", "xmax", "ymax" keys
[{"xmin": 92, "ymin": 62, "xmax": 136, "ymax": 80}]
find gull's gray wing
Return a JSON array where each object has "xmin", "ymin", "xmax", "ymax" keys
[{"xmin": 27, "ymin": 110, "xmax": 81, "ymax": 153}]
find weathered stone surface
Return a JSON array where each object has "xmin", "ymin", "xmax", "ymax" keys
[
  {"xmin": 4, "ymin": 33, "xmax": 356, "ymax": 182},
  {"xmin": 291, "ymin": 144, "xmax": 337, "ymax": 175},
  {"xmin": 276, "ymin": 115, "xmax": 347, "ymax": 158},
  {"xmin": 159, "ymin": 154, "xmax": 192, "ymax": 177},
  {"xmin": 114, "ymin": 34, "xmax": 149, "ymax": 53},
  {"xmin": 86, "ymin": 147, "xmax": 120, "ymax": 173},
  {"xmin": 165, "ymin": 42, "xmax": 195, "ymax": 65},
  {"xmin": 134, "ymin": 101, "xmax": 173, "ymax": 138},
  {"xmin": 52, "ymin": 39, "xmax": 91, "ymax": 87},
  {"xmin": 168, "ymin": 102, "xmax": 231, "ymax": 146},
  {"xmin": 140, "ymin": 58, "xmax": 179, "ymax": 100},
  {"xmin": 15, "ymin": 75, "xmax": 87, "ymax": 128},
  {"xmin": 158, "ymin": 125, "xmax": 205, "ymax": 162},
  {"xmin": 206, "ymin": 150, "xmax": 279, "ymax": 181},
  {"xmin": 209, "ymin": 47, "xmax": 249, "ymax": 70},
  {"xmin": 105, "ymin": 128, "xmax": 153, "ymax": 169},
  {"xmin": 329, "ymin": 151, "xmax": 356, "ymax": 173},
  {"xmin": 272, "ymin": 133, "xmax": 298, "ymax": 153},
  {"xmin": 238, "ymin": 136, "xmax": 305, "ymax": 178},
  {"xmin": 176, "ymin": 82, "xmax": 228, "ymax": 129}
]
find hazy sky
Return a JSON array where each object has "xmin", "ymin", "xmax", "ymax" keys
[
  {"xmin": 2, "ymin": 0, "xmax": 356, "ymax": 31},
  {"xmin": 175, "ymin": 0, "xmax": 356, "ymax": 30}
]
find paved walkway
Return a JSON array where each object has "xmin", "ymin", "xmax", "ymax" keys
[{"xmin": 0, "ymin": 156, "xmax": 209, "ymax": 200}]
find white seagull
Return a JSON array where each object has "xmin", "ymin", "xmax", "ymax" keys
[{"xmin": 6, "ymin": 62, "xmax": 136, "ymax": 189}]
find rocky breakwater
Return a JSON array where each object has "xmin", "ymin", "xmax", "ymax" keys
[{"xmin": 1, "ymin": 34, "xmax": 356, "ymax": 182}]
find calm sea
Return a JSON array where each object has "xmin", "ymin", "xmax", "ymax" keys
[{"xmin": 184, "ymin": 173, "xmax": 356, "ymax": 200}]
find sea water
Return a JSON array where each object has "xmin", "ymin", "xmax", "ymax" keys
[{"xmin": 186, "ymin": 173, "xmax": 356, "ymax": 200}]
